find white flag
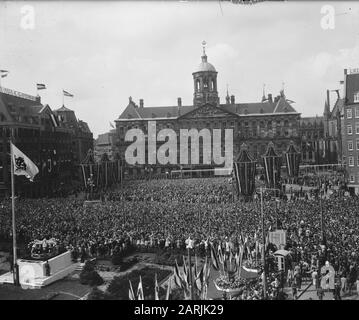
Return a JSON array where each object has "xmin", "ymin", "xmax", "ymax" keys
[
  {"xmin": 11, "ymin": 143, "xmax": 39, "ymax": 182},
  {"xmin": 137, "ymin": 276, "xmax": 144, "ymax": 300}
]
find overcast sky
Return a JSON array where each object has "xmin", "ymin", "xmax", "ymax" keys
[{"xmin": 1, "ymin": 1, "xmax": 359, "ymax": 137}]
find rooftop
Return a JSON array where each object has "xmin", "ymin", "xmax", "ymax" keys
[{"xmin": 117, "ymin": 94, "xmax": 298, "ymax": 121}]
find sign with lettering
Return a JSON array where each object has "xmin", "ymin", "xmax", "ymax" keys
[
  {"xmin": 349, "ymin": 68, "xmax": 359, "ymax": 75},
  {"xmin": 0, "ymin": 86, "xmax": 37, "ymax": 101},
  {"xmin": 269, "ymin": 230, "xmax": 287, "ymax": 249}
]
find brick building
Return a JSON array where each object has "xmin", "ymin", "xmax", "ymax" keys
[
  {"xmin": 53, "ymin": 105, "xmax": 93, "ymax": 165},
  {"xmin": 342, "ymin": 68, "xmax": 359, "ymax": 193},
  {"xmin": 0, "ymin": 87, "xmax": 93, "ymax": 198}
]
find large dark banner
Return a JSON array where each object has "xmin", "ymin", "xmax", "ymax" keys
[
  {"xmin": 262, "ymin": 142, "xmax": 282, "ymax": 189},
  {"xmin": 233, "ymin": 144, "xmax": 256, "ymax": 196},
  {"xmin": 285, "ymin": 141, "xmax": 301, "ymax": 178}
]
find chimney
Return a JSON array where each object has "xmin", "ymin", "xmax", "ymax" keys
[
  {"xmin": 230, "ymin": 95, "xmax": 235, "ymax": 104},
  {"xmin": 274, "ymin": 95, "xmax": 280, "ymax": 103},
  {"xmin": 326, "ymin": 89, "xmax": 330, "ymax": 108},
  {"xmin": 268, "ymin": 94, "xmax": 273, "ymax": 103},
  {"xmin": 139, "ymin": 99, "xmax": 144, "ymax": 108},
  {"xmin": 177, "ymin": 97, "xmax": 182, "ymax": 107},
  {"xmin": 226, "ymin": 95, "xmax": 230, "ymax": 104},
  {"xmin": 36, "ymin": 96, "xmax": 41, "ymax": 103}
]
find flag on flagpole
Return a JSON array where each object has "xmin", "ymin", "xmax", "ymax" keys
[
  {"xmin": 137, "ymin": 276, "xmax": 144, "ymax": 300},
  {"xmin": 165, "ymin": 277, "xmax": 171, "ymax": 300},
  {"xmin": 195, "ymin": 264, "xmax": 204, "ymax": 292},
  {"xmin": 36, "ymin": 83, "xmax": 46, "ymax": 90},
  {"xmin": 182, "ymin": 255, "xmax": 190, "ymax": 286},
  {"xmin": 0, "ymin": 70, "xmax": 9, "ymax": 78},
  {"xmin": 217, "ymin": 244, "xmax": 224, "ymax": 267},
  {"xmin": 128, "ymin": 280, "xmax": 135, "ymax": 300},
  {"xmin": 63, "ymin": 90, "xmax": 74, "ymax": 97},
  {"xmin": 49, "ymin": 114, "xmax": 59, "ymax": 128},
  {"xmin": 210, "ymin": 243, "xmax": 219, "ymax": 271},
  {"xmin": 154, "ymin": 273, "xmax": 159, "ymax": 300},
  {"xmin": 173, "ymin": 260, "xmax": 183, "ymax": 288},
  {"xmin": 194, "ymin": 254, "xmax": 198, "ymax": 281},
  {"xmin": 235, "ymin": 251, "xmax": 239, "ymax": 268},
  {"xmin": 11, "ymin": 143, "xmax": 39, "ymax": 182}
]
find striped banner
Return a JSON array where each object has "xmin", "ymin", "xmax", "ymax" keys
[
  {"xmin": 262, "ymin": 142, "xmax": 281, "ymax": 189},
  {"xmin": 285, "ymin": 142, "xmax": 300, "ymax": 178},
  {"xmin": 233, "ymin": 144, "xmax": 256, "ymax": 196}
]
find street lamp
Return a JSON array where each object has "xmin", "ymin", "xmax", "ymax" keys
[{"xmin": 258, "ymin": 186, "xmax": 281, "ymax": 300}]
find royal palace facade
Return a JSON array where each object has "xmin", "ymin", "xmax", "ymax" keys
[
  {"xmin": 115, "ymin": 48, "xmax": 304, "ymax": 177},
  {"xmin": 0, "ymin": 87, "xmax": 93, "ymax": 198}
]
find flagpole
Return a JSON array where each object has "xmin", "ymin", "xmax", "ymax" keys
[
  {"xmin": 10, "ymin": 128, "xmax": 19, "ymax": 286},
  {"xmin": 188, "ymin": 247, "xmax": 193, "ymax": 300},
  {"xmin": 260, "ymin": 187, "xmax": 267, "ymax": 299},
  {"xmin": 62, "ymin": 89, "xmax": 64, "ymax": 106}
]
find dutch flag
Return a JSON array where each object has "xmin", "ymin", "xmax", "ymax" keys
[
  {"xmin": 0, "ymin": 70, "xmax": 9, "ymax": 78},
  {"xmin": 63, "ymin": 90, "xmax": 74, "ymax": 97}
]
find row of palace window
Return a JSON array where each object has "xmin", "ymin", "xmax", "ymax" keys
[
  {"xmin": 347, "ymin": 155, "xmax": 359, "ymax": 167},
  {"xmin": 346, "ymin": 104, "xmax": 359, "ymax": 119},
  {"xmin": 349, "ymin": 174, "xmax": 356, "ymax": 183},
  {"xmin": 347, "ymin": 140, "xmax": 359, "ymax": 151},
  {"xmin": 119, "ymin": 119, "xmax": 295, "ymax": 133},
  {"xmin": 346, "ymin": 123, "xmax": 359, "ymax": 135}
]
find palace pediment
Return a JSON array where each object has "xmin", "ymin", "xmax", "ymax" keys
[{"xmin": 179, "ymin": 103, "xmax": 238, "ymax": 120}]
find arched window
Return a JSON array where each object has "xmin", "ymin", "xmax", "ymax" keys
[
  {"xmin": 196, "ymin": 79, "xmax": 200, "ymax": 91},
  {"xmin": 203, "ymin": 78, "xmax": 209, "ymax": 89},
  {"xmin": 212, "ymin": 80, "xmax": 215, "ymax": 91}
]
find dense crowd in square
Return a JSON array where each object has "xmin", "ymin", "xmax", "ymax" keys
[{"xmin": 0, "ymin": 177, "xmax": 358, "ymax": 299}]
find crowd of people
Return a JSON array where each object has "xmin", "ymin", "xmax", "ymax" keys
[{"xmin": 0, "ymin": 177, "xmax": 358, "ymax": 299}]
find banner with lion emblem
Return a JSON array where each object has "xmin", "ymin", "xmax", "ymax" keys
[{"xmin": 11, "ymin": 143, "xmax": 39, "ymax": 182}]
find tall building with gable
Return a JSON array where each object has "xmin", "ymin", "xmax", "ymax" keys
[
  {"xmin": 299, "ymin": 89, "xmax": 343, "ymax": 166},
  {"xmin": 342, "ymin": 68, "xmax": 359, "ymax": 193},
  {"xmin": 0, "ymin": 87, "xmax": 93, "ymax": 197}
]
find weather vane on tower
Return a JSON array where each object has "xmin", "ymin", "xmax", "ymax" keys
[{"xmin": 202, "ymin": 40, "xmax": 207, "ymax": 55}]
